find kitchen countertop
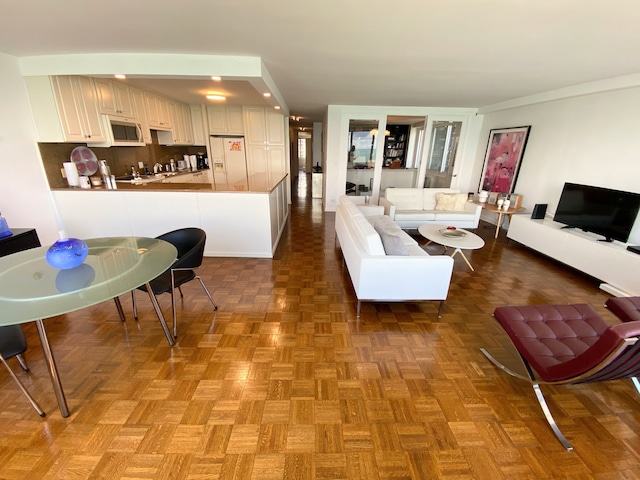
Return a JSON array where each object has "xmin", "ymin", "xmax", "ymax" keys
[{"xmin": 52, "ymin": 173, "xmax": 288, "ymax": 194}]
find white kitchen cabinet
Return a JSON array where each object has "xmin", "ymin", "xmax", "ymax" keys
[
  {"xmin": 171, "ymin": 102, "xmax": 194, "ymax": 145},
  {"xmin": 94, "ymin": 78, "xmax": 136, "ymax": 119},
  {"xmin": 207, "ymin": 106, "xmax": 244, "ymax": 135},
  {"xmin": 181, "ymin": 104, "xmax": 195, "ymax": 144},
  {"xmin": 244, "ymin": 107, "xmax": 285, "ymax": 146},
  {"xmin": 145, "ymin": 92, "xmax": 172, "ymax": 130},
  {"xmin": 243, "ymin": 107, "xmax": 287, "ymax": 183},
  {"xmin": 25, "ymin": 75, "xmax": 107, "ymax": 144},
  {"xmin": 130, "ymin": 87, "xmax": 152, "ymax": 144},
  {"xmin": 190, "ymin": 105, "xmax": 207, "ymax": 146}
]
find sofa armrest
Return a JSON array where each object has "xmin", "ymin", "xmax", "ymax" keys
[
  {"xmin": 358, "ymin": 205, "xmax": 385, "ymax": 216},
  {"xmin": 379, "ymin": 197, "xmax": 396, "ymax": 219},
  {"xmin": 464, "ymin": 202, "xmax": 483, "ymax": 228}
]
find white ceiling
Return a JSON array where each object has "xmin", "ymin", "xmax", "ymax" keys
[{"xmin": 3, "ymin": 0, "xmax": 640, "ymax": 125}]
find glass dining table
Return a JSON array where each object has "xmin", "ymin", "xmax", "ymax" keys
[{"xmin": 0, "ymin": 236, "xmax": 177, "ymax": 417}]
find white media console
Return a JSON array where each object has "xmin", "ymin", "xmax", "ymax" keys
[{"xmin": 507, "ymin": 215, "xmax": 640, "ymax": 297}]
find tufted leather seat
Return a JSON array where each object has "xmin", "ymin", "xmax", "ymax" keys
[
  {"xmin": 605, "ymin": 296, "xmax": 640, "ymax": 323},
  {"xmin": 493, "ymin": 303, "xmax": 640, "ymax": 382}
]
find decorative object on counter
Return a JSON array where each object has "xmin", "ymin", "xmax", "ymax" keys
[
  {"xmin": 496, "ymin": 197, "xmax": 504, "ymax": 209},
  {"xmin": 90, "ymin": 176, "xmax": 102, "ymax": 187},
  {"xmin": 170, "ymin": 159, "xmax": 176, "ymax": 172},
  {"xmin": 510, "ymin": 193, "xmax": 523, "ymax": 209},
  {"xmin": 478, "ymin": 190, "xmax": 489, "ymax": 203},
  {"xmin": 487, "ymin": 192, "xmax": 499, "ymax": 205},
  {"xmin": 70, "ymin": 146, "xmax": 98, "ymax": 176},
  {"xmin": 78, "ymin": 176, "xmax": 91, "ymax": 189},
  {"xmin": 502, "ymin": 198, "xmax": 511, "ymax": 210},
  {"xmin": 0, "ymin": 212, "xmax": 12, "ymax": 239},
  {"xmin": 45, "ymin": 237, "xmax": 88, "ymax": 270},
  {"xmin": 63, "ymin": 162, "xmax": 80, "ymax": 187}
]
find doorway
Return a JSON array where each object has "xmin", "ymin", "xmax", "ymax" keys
[{"xmin": 424, "ymin": 121, "xmax": 462, "ymax": 188}]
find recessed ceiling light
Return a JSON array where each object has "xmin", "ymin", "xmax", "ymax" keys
[
  {"xmin": 114, "ymin": 74, "xmax": 126, "ymax": 79},
  {"xmin": 263, "ymin": 92, "xmax": 271, "ymax": 98},
  {"xmin": 206, "ymin": 94, "xmax": 226, "ymax": 101},
  {"xmin": 211, "ymin": 76, "xmax": 222, "ymax": 81},
  {"xmin": 274, "ymin": 106, "xmax": 281, "ymax": 110}
]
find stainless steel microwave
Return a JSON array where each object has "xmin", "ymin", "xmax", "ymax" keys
[{"xmin": 97, "ymin": 116, "xmax": 145, "ymax": 147}]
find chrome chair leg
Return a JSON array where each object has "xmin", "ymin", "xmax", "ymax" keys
[
  {"xmin": 532, "ymin": 383, "xmax": 573, "ymax": 451},
  {"xmin": 632, "ymin": 377, "xmax": 640, "ymax": 395},
  {"xmin": 0, "ymin": 354, "xmax": 45, "ymax": 417},
  {"xmin": 195, "ymin": 275, "xmax": 218, "ymax": 309},
  {"xmin": 170, "ymin": 270, "xmax": 218, "ymax": 339},
  {"xmin": 15, "ymin": 354, "xmax": 29, "ymax": 372}
]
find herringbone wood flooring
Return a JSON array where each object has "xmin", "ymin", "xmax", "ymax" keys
[{"xmin": 1, "ymin": 174, "xmax": 639, "ymax": 479}]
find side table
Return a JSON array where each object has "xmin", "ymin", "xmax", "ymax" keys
[{"xmin": 475, "ymin": 203, "xmax": 525, "ymax": 238}]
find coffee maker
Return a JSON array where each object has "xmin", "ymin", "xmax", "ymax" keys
[{"xmin": 196, "ymin": 153, "xmax": 208, "ymax": 169}]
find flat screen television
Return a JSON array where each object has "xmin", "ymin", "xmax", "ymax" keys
[{"xmin": 553, "ymin": 183, "xmax": 640, "ymax": 243}]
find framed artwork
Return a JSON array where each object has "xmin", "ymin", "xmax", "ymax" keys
[{"xmin": 479, "ymin": 126, "xmax": 531, "ymax": 194}]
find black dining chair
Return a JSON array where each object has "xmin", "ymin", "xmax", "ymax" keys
[
  {"xmin": 0, "ymin": 324, "xmax": 45, "ymax": 417},
  {"xmin": 131, "ymin": 227, "xmax": 217, "ymax": 338}
]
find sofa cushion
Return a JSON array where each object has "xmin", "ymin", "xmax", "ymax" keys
[
  {"xmin": 394, "ymin": 210, "xmax": 437, "ymax": 222},
  {"xmin": 384, "ymin": 188, "xmax": 424, "ymax": 210},
  {"xmin": 374, "ymin": 224, "xmax": 409, "ymax": 256},
  {"xmin": 433, "ymin": 211, "xmax": 477, "ymax": 222},
  {"xmin": 422, "ymin": 188, "xmax": 460, "ymax": 210},
  {"xmin": 367, "ymin": 215, "xmax": 418, "ymax": 245},
  {"xmin": 406, "ymin": 244, "xmax": 429, "ymax": 256},
  {"xmin": 435, "ymin": 192, "xmax": 468, "ymax": 211}
]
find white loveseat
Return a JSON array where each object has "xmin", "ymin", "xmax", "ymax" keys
[
  {"xmin": 379, "ymin": 188, "xmax": 482, "ymax": 230},
  {"xmin": 335, "ymin": 195, "xmax": 454, "ymax": 317}
]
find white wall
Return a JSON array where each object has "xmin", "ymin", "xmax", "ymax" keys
[
  {"xmin": 0, "ymin": 53, "xmax": 58, "ymax": 244},
  {"xmin": 476, "ymin": 85, "xmax": 640, "ymax": 244}
]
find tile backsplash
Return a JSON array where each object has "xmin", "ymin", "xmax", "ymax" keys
[{"xmin": 39, "ymin": 131, "xmax": 207, "ymax": 188}]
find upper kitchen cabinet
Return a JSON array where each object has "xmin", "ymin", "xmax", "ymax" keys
[
  {"xmin": 190, "ymin": 105, "xmax": 208, "ymax": 146},
  {"xmin": 25, "ymin": 75, "xmax": 108, "ymax": 144},
  {"xmin": 94, "ymin": 78, "xmax": 136, "ymax": 119},
  {"xmin": 130, "ymin": 87, "xmax": 152, "ymax": 144},
  {"xmin": 244, "ymin": 107, "xmax": 286, "ymax": 146},
  {"xmin": 145, "ymin": 92, "xmax": 172, "ymax": 130},
  {"xmin": 207, "ymin": 106, "xmax": 244, "ymax": 135},
  {"xmin": 157, "ymin": 101, "xmax": 195, "ymax": 146}
]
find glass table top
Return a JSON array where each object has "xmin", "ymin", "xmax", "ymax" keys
[{"xmin": 0, "ymin": 236, "xmax": 177, "ymax": 326}]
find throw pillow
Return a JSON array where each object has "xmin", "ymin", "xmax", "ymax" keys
[
  {"xmin": 374, "ymin": 224, "xmax": 409, "ymax": 256},
  {"xmin": 435, "ymin": 193, "xmax": 467, "ymax": 211}
]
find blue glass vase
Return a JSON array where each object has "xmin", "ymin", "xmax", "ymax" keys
[{"xmin": 46, "ymin": 237, "xmax": 89, "ymax": 270}]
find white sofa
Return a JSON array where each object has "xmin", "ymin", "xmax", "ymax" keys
[
  {"xmin": 335, "ymin": 195, "xmax": 454, "ymax": 317},
  {"xmin": 379, "ymin": 188, "xmax": 482, "ymax": 230}
]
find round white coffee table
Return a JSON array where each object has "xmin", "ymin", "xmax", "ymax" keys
[{"xmin": 418, "ymin": 224, "xmax": 485, "ymax": 271}]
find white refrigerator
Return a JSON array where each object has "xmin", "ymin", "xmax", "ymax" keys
[{"xmin": 209, "ymin": 136, "xmax": 249, "ymax": 190}]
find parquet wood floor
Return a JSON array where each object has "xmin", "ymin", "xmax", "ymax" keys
[{"xmin": 1, "ymin": 175, "xmax": 640, "ymax": 479}]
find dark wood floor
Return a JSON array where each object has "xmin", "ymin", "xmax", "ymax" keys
[{"xmin": 1, "ymin": 174, "xmax": 639, "ymax": 479}]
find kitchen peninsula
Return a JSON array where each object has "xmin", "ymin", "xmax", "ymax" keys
[
  {"xmin": 25, "ymin": 73, "xmax": 291, "ymax": 258},
  {"xmin": 52, "ymin": 173, "xmax": 289, "ymax": 258}
]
